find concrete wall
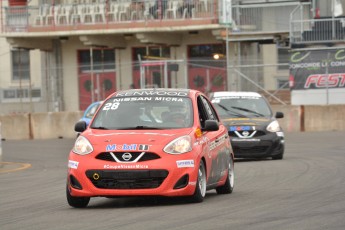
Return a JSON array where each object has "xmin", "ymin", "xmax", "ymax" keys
[
  {"xmin": 0, "ymin": 105, "xmax": 344, "ymax": 140},
  {"xmin": 0, "ymin": 111, "xmax": 83, "ymax": 140},
  {"xmin": 304, "ymin": 105, "xmax": 345, "ymax": 132}
]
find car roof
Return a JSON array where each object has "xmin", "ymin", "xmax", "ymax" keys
[{"xmin": 211, "ymin": 91, "xmax": 262, "ymax": 98}]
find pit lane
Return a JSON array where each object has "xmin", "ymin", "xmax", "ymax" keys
[{"xmin": 1, "ymin": 132, "xmax": 345, "ymax": 230}]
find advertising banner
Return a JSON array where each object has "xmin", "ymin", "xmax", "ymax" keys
[{"xmin": 289, "ymin": 49, "xmax": 345, "ymax": 90}]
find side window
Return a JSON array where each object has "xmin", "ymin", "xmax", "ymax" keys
[
  {"xmin": 200, "ymin": 96, "xmax": 219, "ymax": 121},
  {"xmin": 197, "ymin": 96, "xmax": 208, "ymax": 128}
]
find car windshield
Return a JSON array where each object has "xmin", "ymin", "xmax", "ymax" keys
[
  {"xmin": 90, "ymin": 96, "xmax": 193, "ymax": 129},
  {"xmin": 84, "ymin": 102, "xmax": 101, "ymax": 119},
  {"xmin": 212, "ymin": 96, "xmax": 272, "ymax": 118}
]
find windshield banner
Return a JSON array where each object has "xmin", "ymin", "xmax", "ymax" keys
[{"xmin": 289, "ymin": 49, "xmax": 345, "ymax": 90}]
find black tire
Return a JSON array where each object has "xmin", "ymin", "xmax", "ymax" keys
[
  {"xmin": 189, "ymin": 160, "xmax": 207, "ymax": 203},
  {"xmin": 216, "ymin": 156, "xmax": 234, "ymax": 194},
  {"xmin": 66, "ymin": 185, "xmax": 90, "ymax": 208}
]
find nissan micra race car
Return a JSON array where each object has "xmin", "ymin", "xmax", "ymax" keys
[
  {"xmin": 67, "ymin": 88, "xmax": 234, "ymax": 208},
  {"xmin": 210, "ymin": 91, "xmax": 285, "ymax": 160}
]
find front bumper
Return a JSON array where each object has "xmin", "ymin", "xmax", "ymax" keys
[
  {"xmin": 230, "ymin": 132, "xmax": 284, "ymax": 158},
  {"xmin": 67, "ymin": 152, "xmax": 199, "ymax": 198}
]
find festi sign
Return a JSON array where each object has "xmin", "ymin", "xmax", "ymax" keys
[{"xmin": 289, "ymin": 49, "xmax": 345, "ymax": 90}]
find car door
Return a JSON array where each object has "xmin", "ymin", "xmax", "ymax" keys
[{"xmin": 197, "ymin": 95, "xmax": 229, "ymax": 185}]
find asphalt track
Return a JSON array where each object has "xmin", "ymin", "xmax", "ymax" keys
[{"xmin": 1, "ymin": 131, "xmax": 345, "ymax": 230}]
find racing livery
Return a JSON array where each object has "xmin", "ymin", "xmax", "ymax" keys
[
  {"xmin": 210, "ymin": 91, "xmax": 285, "ymax": 160},
  {"xmin": 67, "ymin": 88, "xmax": 234, "ymax": 208}
]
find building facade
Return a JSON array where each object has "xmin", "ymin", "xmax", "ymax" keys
[{"xmin": 2, "ymin": 0, "xmax": 335, "ymax": 113}]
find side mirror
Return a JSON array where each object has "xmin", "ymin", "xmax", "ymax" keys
[
  {"xmin": 275, "ymin": 112, "xmax": 284, "ymax": 119},
  {"xmin": 75, "ymin": 121, "xmax": 87, "ymax": 133},
  {"xmin": 202, "ymin": 120, "xmax": 219, "ymax": 132}
]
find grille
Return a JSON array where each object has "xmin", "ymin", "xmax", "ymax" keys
[
  {"xmin": 228, "ymin": 130, "xmax": 266, "ymax": 138},
  {"xmin": 233, "ymin": 146, "xmax": 269, "ymax": 155},
  {"xmin": 96, "ymin": 152, "xmax": 160, "ymax": 162},
  {"xmin": 86, "ymin": 170, "xmax": 169, "ymax": 189}
]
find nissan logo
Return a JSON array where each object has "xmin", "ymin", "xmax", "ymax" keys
[
  {"xmin": 242, "ymin": 131, "xmax": 250, "ymax": 137},
  {"xmin": 122, "ymin": 152, "xmax": 132, "ymax": 161}
]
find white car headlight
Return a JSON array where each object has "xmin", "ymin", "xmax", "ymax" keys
[
  {"xmin": 164, "ymin": 135, "xmax": 192, "ymax": 154},
  {"xmin": 266, "ymin": 120, "xmax": 281, "ymax": 132},
  {"xmin": 73, "ymin": 136, "xmax": 93, "ymax": 155}
]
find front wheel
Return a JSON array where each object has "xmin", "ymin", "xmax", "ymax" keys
[
  {"xmin": 66, "ymin": 185, "xmax": 90, "ymax": 208},
  {"xmin": 189, "ymin": 160, "xmax": 207, "ymax": 203},
  {"xmin": 216, "ymin": 155, "xmax": 234, "ymax": 194}
]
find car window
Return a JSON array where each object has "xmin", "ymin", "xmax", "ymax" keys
[
  {"xmin": 211, "ymin": 96, "xmax": 272, "ymax": 118},
  {"xmin": 200, "ymin": 96, "xmax": 219, "ymax": 121},
  {"xmin": 85, "ymin": 103, "xmax": 101, "ymax": 119},
  {"xmin": 196, "ymin": 95, "xmax": 219, "ymax": 129},
  {"xmin": 91, "ymin": 96, "xmax": 193, "ymax": 129}
]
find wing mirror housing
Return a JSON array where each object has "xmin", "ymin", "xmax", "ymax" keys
[
  {"xmin": 202, "ymin": 120, "xmax": 219, "ymax": 132},
  {"xmin": 75, "ymin": 121, "xmax": 87, "ymax": 133},
  {"xmin": 275, "ymin": 112, "xmax": 284, "ymax": 119}
]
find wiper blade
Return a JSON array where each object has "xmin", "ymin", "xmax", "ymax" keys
[
  {"xmin": 217, "ymin": 104, "xmax": 246, "ymax": 117},
  {"xmin": 231, "ymin": 106, "xmax": 264, "ymax": 117},
  {"xmin": 91, "ymin": 126, "xmax": 108, "ymax": 130}
]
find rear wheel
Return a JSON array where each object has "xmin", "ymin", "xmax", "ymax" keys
[
  {"xmin": 66, "ymin": 185, "xmax": 90, "ymax": 208},
  {"xmin": 189, "ymin": 161, "xmax": 207, "ymax": 203},
  {"xmin": 216, "ymin": 156, "xmax": 234, "ymax": 194}
]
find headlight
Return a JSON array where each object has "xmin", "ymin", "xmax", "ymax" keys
[
  {"xmin": 164, "ymin": 135, "xmax": 192, "ymax": 154},
  {"xmin": 266, "ymin": 120, "xmax": 281, "ymax": 132},
  {"xmin": 73, "ymin": 136, "xmax": 93, "ymax": 155}
]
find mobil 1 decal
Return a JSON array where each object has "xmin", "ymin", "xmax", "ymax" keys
[{"xmin": 289, "ymin": 49, "xmax": 345, "ymax": 90}]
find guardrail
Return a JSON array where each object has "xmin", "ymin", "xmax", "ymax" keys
[
  {"xmin": 291, "ymin": 17, "xmax": 345, "ymax": 44},
  {"xmin": 289, "ymin": 2, "xmax": 345, "ymax": 45}
]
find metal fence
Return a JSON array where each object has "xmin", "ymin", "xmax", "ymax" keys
[
  {"xmin": 231, "ymin": 1, "xmax": 304, "ymax": 33},
  {"xmin": 289, "ymin": 2, "xmax": 345, "ymax": 44},
  {"xmin": 0, "ymin": 60, "xmax": 290, "ymax": 115}
]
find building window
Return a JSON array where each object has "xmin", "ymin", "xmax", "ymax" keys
[
  {"xmin": 188, "ymin": 44, "xmax": 226, "ymax": 68},
  {"xmin": 133, "ymin": 46, "xmax": 171, "ymax": 60},
  {"xmin": 2, "ymin": 88, "xmax": 41, "ymax": 100},
  {"xmin": 12, "ymin": 49, "xmax": 30, "ymax": 81},
  {"xmin": 277, "ymin": 48, "xmax": 289, "ymax": 70},
  {"xmin": 132, "ymin": 46, "xmax": 171, "ymax": 70},
  {"xmin": 78, "ymin": 49, "xmax": 115, "ymax": 73}
]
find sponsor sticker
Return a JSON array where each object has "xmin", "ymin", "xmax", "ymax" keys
[
  {"xmin": 229, "ymin": 126, "xmax": 254, "ymax": 131},
  {"xmin": 176, "ymin": 160, "xmax": 195, "ymax": 168},
  {"xmin": 106, "ymin": 144, "xmax": 149, "ymax": 151},
  {"xmin": 68, "ymin": 160, "xmax": 79, "ymax": 169},
  {"xmin": 232, "ymin": 138, "xmax": 260, "ymax": 142},
  {"xmin": 115, "ymin": 90, "xmax": 188, "ymax": 97},
  {"xmin": 104, "ymin": 164, "xmax": 148, "ymax": 169}
]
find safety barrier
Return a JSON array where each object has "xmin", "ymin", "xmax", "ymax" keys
[{"xmin": 0, "ymin": 105, "xmax": 344, "ymax": 140}]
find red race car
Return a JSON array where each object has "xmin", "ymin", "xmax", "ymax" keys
[{"xmin": 67, "ymin": 88, "xmax": 235, "ymax": 208}]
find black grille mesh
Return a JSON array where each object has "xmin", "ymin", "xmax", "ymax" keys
[{"xmin": 86, "ymin": 170, "xmax": 169, "ymax": 189}]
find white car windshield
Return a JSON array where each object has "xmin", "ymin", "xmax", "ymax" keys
[
  {"xmin": 212, "ymin": 96, "xmax": 272, "ymax": 118},
  {"xmin": 91, "ymin": 96, "xmax": 193, "ymax": 129}
]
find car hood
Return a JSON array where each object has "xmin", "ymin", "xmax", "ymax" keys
[
  {"xmin": 82, "ymin": 128, "xmax": 193, "ymax": 147},
  {"xmin": 221, "ymin": 117, "xmax": 274, "ymax": 127}
]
